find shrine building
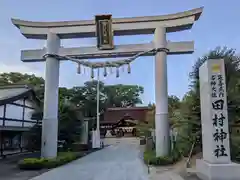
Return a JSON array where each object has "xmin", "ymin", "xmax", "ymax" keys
[{"xmin": 100, "ymin": 106, "xmax": 150, "ymax": 137}]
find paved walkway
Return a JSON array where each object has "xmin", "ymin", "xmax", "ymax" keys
[
  {"xmin": 0, "ymin": 152, "xmax": 47, "ymax": 180},
  {"xmin": 31, "ymin": 138, "xmax": 149, "ymax": 180}
]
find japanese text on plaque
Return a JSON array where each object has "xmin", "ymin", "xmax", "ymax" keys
[{"xmin": 210, "ymin": 72, "xmax": 228, "ymax": 158}]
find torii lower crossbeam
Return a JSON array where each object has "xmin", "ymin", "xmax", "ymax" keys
[{"xmin": 21, "ymin": 41, "xmax": 194, "ymax": 62}]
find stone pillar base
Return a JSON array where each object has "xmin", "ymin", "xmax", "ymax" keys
[
  {"xmin": 92, "ymin": 130, "xmax": 101, "ymax": 149},
  {"xmin": 196, "ymin": 159, "xmax": 240, "ymax": 180},
  {"xmin": 95, "ymin": 131, "xmax": 101, "ymax": 148},
  {"xmin": 155, "ymin": 113, "xmax": 169, "ymax": 157}
]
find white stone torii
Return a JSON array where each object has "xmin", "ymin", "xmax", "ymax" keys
[{"xmin": 12, "ymin": 7, "xmax": 203, "ymax": 158}]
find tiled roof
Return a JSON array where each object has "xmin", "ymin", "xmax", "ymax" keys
[{"xmin": 0, "ymin": 85, "xmax": 37, "ymax": 106}]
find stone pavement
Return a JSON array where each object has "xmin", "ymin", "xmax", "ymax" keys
[
  {"xmin": 30, "ymin": 137, "xmax": 185, "ymax": 180},
  {"xmin": 31, "ymin": 138, "xmax": 149, "ymax": 180}
]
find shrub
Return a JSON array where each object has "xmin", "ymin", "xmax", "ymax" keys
[
  {"xmin": 18, "ymin": 158, "xmax": 48, "ymax": 170},
  {"xmin": 143, "ymin": 148, "xmax": 181, "ymax": 166},
  {"xmin": 18, "ymin": 152, "xmax": 81, "ymax": 170}
]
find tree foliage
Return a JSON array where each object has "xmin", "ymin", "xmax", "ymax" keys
[
  {"xmin": 136, "ymin": 95, "xmax": 181, "ymax": 138},
  {"xmin": 58, "ymin": 101, "xmax": 83, "ymax": 148},
  {"xmin": 68, "ymin": 81, "xmax": 144, "ymax": 117},
  {"xmin": 0, "ymin": 72, "xmax": 145, "ymax": 148},
  {"xmin": 173, "ymin": 47, "xmax": 240, "ymax": 159},
  {"xmin": 0, "ymin": 72, "xmax": 44, "ymax": 86},
  {"xmin": 104, "ymin": 84, "xmax": 144, "ymax": 108}
]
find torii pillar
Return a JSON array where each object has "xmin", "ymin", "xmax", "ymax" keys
[
  {"xmin": 11, "ymin": 7, "xmax": 203, "ymax": 158},
  {"xmin": 154, "ymin": 27, "xmax": 169, "ymax": 156},
  {"xmin": 41, "ymin": 33, "xmax": 60, "ymax": 158}
]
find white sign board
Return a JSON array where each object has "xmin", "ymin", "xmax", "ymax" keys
[{"xmin": 199, "ymin": 59, "xmax": 230, "ymax": 164}]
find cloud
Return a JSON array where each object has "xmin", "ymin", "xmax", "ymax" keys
[{"xmin": 0, "ymin": 62, "xmax": 44, "ymax": 78}]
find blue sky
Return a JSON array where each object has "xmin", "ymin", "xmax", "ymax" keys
[{"xmin": 0, "ymin": 0, "xmax": 240, "ymax": 105}]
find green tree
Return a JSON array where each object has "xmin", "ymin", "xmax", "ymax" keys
[
  {"xmin": 68, "ymin": 81, "xmax": 144, "ymax": 117},
  {"xmin": 176, "ymin": 47, "xmax": 240, "ymax": 158},
  {"xmin": 168, "ymin": 95, "xmax": 181, "ymax": 125},
  {"xmin": 104, "ymin": 84, "xmax": 144, "ymax": 107},
  {"xmin": 70, "ymin": 80, "xmax": 106, "ymax": 117},
  {"xmin": 0, "ymin": 72, "xmax": 44, "ymax": 86},
  {"xmin": 136, "ymin": 95, "xmax": 181, "ymax": 138},
  {"xmin": 58, "ymin": 101, "xmax": 83, "ymax": 149},
  {"xmin": 168, "ymin": 95, "xmax": 180, "ymax": 110}
]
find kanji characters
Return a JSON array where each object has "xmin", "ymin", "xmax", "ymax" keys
[
  {"xmin": 214, "ymin": 144, "xmax": 228, "ymax": 158},
  {"xmin": 212, "ymin": 99, "xmax": 224, "ymax": 110},
  {"xmin": 213, "ymin": 128, "xmax": 227, "ymax": 142},
  {"xmin": 212, "ymin": 113, "xmax": 225, "ymax": 127},
  {"xmin": 218, "ymin": 75, "xmax": 224, "ymax": 97},
  {"xmin": 210, "ymin": 71, "xmax": 228, "ymax": 159},
  {"xmin": 211, "ymin": 75, "xmax": 217, "ymax": 98}
]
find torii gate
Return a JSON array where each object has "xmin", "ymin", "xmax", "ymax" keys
[{"xmin": 12, "ymin": 7, "xmax": 203, "ymax": 158}]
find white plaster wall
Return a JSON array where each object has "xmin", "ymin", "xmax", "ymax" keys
[
  {"xmin": 5, "ymin": 104, "xmax": 23, "ymax": 120},
  {"xmin": 0, "ymin": 98, "xmax": 36, "ymax": 128},
  {"xmin": 5, "ymin": 104, "xmax": 23, "ymax": 127}
]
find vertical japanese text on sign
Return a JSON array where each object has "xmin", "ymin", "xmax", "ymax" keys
[{"xmin": 211, "ymin": 63, "xmax": 228, "ymax": 158}]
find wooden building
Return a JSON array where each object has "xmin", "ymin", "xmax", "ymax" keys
[
  {"xmin": 100, "ymin": 107, "xmax": 150, "ymax": 136},
  {"xmin": 0, "ymin": 85, "xmax": 41, "ymax": 157}
]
